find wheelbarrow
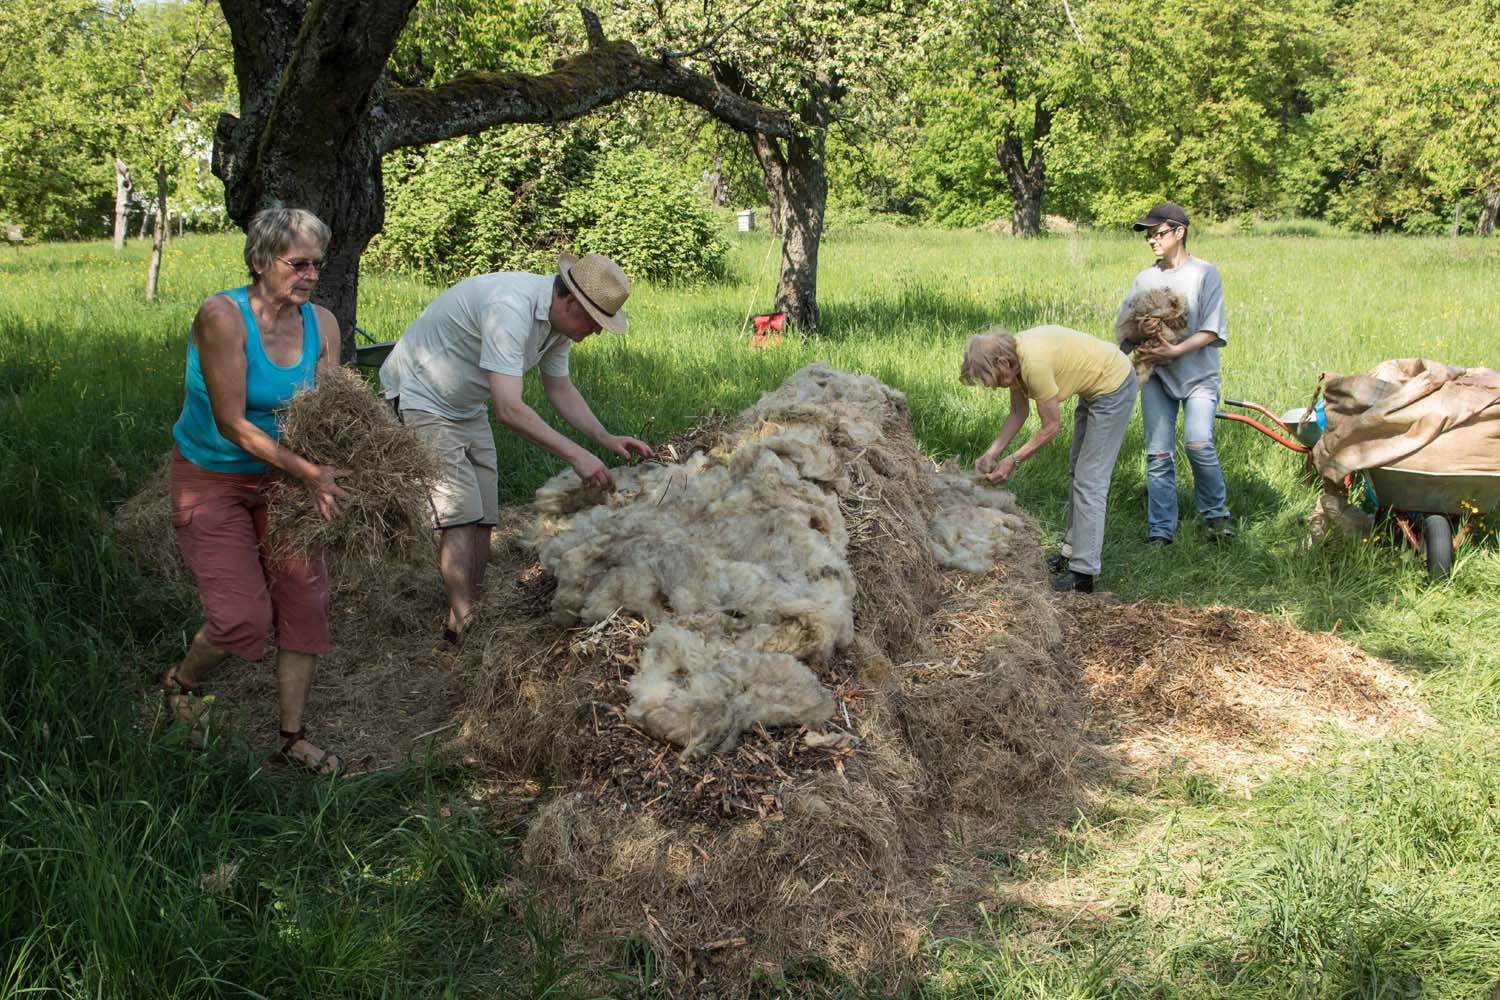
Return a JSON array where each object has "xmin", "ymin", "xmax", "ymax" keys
[
  {"xmin": 1216, "ymin": 398, "xmax": 1498, "ymax": 577},
  {"xmin": 353, "ymin": 326, "xmax": 396, "ymax": 370}
]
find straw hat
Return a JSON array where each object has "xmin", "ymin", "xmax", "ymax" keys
[{"xmin": 558, "ymin": 252, "xmax": 630, "ymax": 334}]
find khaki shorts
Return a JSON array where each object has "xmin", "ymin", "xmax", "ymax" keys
[{"xmin": 400, "ymin": 408, "xmax": 499, "ymax": 529}]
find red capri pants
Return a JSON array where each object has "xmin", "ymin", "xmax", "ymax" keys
[{"xmin": 170, "ymin": 447, "xmax": 330, "ymax": 660}]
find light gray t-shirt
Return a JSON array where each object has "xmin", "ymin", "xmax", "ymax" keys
[
  {"xmin": 1117, "ymin": 254, "xmax": 1226, "ymax": 399},
  {"xmin": 380, "ymin": 272, "xmax": 572, "ymax": 420}
]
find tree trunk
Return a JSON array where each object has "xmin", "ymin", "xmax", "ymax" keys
[
  {"xmin": 1477, "ymin": 183, "xmax": 1500, "ymax": 237},
  {"xmin": 113, "ymin": 158, "xmax": 132, "ymax": 251},
  {"xmin": 146, "ymin": 164, "xmax": 167, "ymax": 300},
  {"xmin": 996, "ymin": 98, "xmax": 1052, "ymax": 238},
  {"xmin": 705, "ymin": 153, "xmax": 727, "ymax": 207},
  {"xmin": 213, "ymin": 2, "xmax": 795, "ymax": 361},
  {"xmin": 750, "ymin": 118, "xmax": 827, "ymax": 332},
  {"xmin": 138, "ymin": 208, "xmax": 150, "ymax": 240}
]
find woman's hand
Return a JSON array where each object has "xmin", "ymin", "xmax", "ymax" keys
[
  {"xmin": 302, "ymin": 464, "xmax": 351, "ymax": 520},
  {"xmin": 985, "ymin": 454, "xmax": 1020, "ymax": 483},
  {"xmin": 974, "ymin": 444, "xmax": 1002, "ymax": 474},
  {"xmin": 603, "ymin": 434, "xmax": 655, "ymax": 462}
]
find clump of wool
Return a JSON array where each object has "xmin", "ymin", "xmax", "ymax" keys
[
  {"xmin": 532, "ymin": 364, "xmax": 921, "ymax": 753},
  {"xmin": 625, "ymin": 622, "xmax": 837, "ymax": 756},
  {"xmin": 926, "ymin": 469, "xmax": 1029, "ymax": 573},
  {"xmin": 1116, "ymin": 288, "xmax": 1188, "ymax": 385}
]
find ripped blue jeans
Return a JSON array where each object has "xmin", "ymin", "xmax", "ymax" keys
[{"xmin": 1140, "ymin": 376, "xmax": 1229, "ymax": 538}]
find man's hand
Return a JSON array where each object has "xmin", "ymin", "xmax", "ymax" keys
[
  {"xmin": 603, "ymin": 434, "xmax": 655, "ymax": 462},
  {"xmin": 571, "ymin": 452, "xmax": 615, "ymax": 490},
  {"xmin": 985, "ymin": 454, "xmax": 1020, "ymax": 484},
  {"xmin": 302, "ymin": 464, "xmax": 351, "ymax": 520},
  {"xmin": 974, "ymin": 444, "xmax": 1002, "ymax": 474}
]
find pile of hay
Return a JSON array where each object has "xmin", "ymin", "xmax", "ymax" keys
[
  {"xmin": 455, "ymin": 364, "xmax": 1080, "ymax": 991},
  {"xmin": 1062, "ymin": 597, "xmax": 1430, "ymax": 769},
  {"xmin": 1116, "ymin": 288, "xmax": 1188, "ymax": 385},
  {"xmin": 111, "ymin": 453, "xmax": 192, "ymax": 594},
  {"xmin": 269, "ymin": 365, "xmax": 438, "ymax": 562}
]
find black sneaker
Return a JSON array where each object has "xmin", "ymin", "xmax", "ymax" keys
[
  {"xmin": 1146, "ymin": 535, "xmax": 1173, "ymax": 547},
  {"xmin": 1050, "ymin": 569, "xmax": 1094, "ymax": 593},
  {"xmin": 1046, "ymin": 552, "xmax": 1068, "ymax": 573},
  {"xmin": 1205, "ymin": 517, "xmax": 1235, "ymax": 539}
]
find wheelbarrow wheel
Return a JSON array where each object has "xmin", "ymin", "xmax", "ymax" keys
[{"xmin": 1421, "ymin": 514, "xmax": 1454, "ymax": 578}]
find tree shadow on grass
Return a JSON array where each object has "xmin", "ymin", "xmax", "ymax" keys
[{"xmin": 817, "ymin": 281, "xmax": 1000, "ymax": 340}]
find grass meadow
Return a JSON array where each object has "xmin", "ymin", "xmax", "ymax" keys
[{"xmin": 2, "ymin": 225, "xmax": 1498, "ymax": 998}]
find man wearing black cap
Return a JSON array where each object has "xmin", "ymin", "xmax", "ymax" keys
[
  {"xmin": 380, "ymin": 252, "xmax": 654, "ymax": 641},
  {"xmin": 1117, "ymin": 202, "xmax": 1232, "ymax": 544}
]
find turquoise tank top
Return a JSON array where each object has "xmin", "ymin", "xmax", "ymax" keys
[{"xmin": 172, "ymin": 286, "xmax": 319, "ymax": 473}]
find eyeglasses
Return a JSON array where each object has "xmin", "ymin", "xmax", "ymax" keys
[
  {"xmin": 1145, "ymin": 226, "xmax": 1181, "ymax": 241},
  {"xmin": 277, "ymin": 256, "xmax": 324, "ymax": 274}
]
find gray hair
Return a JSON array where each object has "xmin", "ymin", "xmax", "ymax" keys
[
  {"xmin": 243, "ymin": 206, "xmax": 331, "ymax": 281},
  {"xmin": 960, "ymin": 328, "xmax": 1019, "ymax": 388}
]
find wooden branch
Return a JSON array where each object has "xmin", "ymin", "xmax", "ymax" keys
[{"xmin": 380, "ymin": 38, "xmax": 796, "ymax": 152}]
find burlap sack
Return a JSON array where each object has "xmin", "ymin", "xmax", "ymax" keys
[{"xmin": 1312, "ymin": 358, "xmax": 1500, "ymax": 482}]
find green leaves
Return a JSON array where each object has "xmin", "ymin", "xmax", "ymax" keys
[
  {"xmin": 0, "ymin": 0, "xmax": 231, "ymax": 240},
  {"xmin": 371, "ymin": 125, "xmax": 726, "ymax": 286}
]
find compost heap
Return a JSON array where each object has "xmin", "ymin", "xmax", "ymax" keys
[
  {"xmin": 454, "ymin": 363, "xmax": 1074, "ymax": 993},
  {"xmin": 112, "ymin": 361, "xmax": 1431, "ymax": 995},
  {"xmin": 1309, "ymin": 357, "xmax": 1500, "ymax": 537}
]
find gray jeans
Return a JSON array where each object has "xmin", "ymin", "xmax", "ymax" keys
[{"xmin": 1060, "ymin": 374, "xmax": 1138, "ymax": 576}]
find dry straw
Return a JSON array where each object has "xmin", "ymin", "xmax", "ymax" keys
[{"xmin": 268, "ymin": 366, "xmax": 438, "ymax": 563}]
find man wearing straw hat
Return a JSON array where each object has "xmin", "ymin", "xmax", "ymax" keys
[{"xmin": 380, "ymin": 252, "xmax": 654, "ymax": 642}]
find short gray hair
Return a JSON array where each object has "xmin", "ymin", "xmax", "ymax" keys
[
  {"xmin": 244, "ymin": 206, "xmax": 330, "ymax": 281},
  {"xmin": 960, "ymin": 328, "xmax": 1018, "ymax": 388}
]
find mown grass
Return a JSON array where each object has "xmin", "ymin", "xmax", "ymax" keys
[{"xmin": 2, "ymin": 227, "xmax": 1498, "ymax": 998}]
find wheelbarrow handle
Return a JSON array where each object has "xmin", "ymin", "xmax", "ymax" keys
[
  {"xmin": 1214, "ymin": 411, "xmax": 1310, "ymax": 453},
  {"xmin": 1221, "ymin": 398, "xmax": 1287, "ymax": 425}
]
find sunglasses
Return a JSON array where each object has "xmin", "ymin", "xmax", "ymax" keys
[
  {"xmin": 277, "ymin": 256, "xmax": 324, "ymax": 274},
  {"xmin": 1145, "ymin": 225, "xmax": 1181, "ymax": 241}
]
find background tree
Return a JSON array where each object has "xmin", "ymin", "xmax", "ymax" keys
[
  {"xmin": 1063, "ymin": 0, "xmax": 1332, "ymax": 223},
  {"xmin": 941, "ymin": 0, "xmax": 1087, "ymax": 236},
  {"xmin": 0, "ymin": 1, "xmax": 114, "ymax": 240},
  {"xmin": 0, "ymin": 0, "xmax": 230, "ymax": 289},
  {"xmin": 210, "ymin": 0, "xmax": 793, "ymax": 358},
  {"xmin": 604, "ymin": 0, "xmax": 932, "ymax": 330},
  {"xmin": 100, "ymin": 1, "xmax": 231, "ymax": 297}
]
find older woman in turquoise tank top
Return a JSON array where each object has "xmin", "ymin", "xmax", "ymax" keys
[{"xmin": 162, "ymin": 206, "xmax": 349, "ymax": 775}]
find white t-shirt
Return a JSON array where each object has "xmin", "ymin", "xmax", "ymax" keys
[
  {"xmin": 1117, "ymin": 255, "xmax": 1226, "ymax": 399},
  {"xmin": 380, "ymin": 272, "xmax": 572, "ymax": 420}
]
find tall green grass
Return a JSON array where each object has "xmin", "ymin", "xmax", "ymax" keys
[{"xmin": 2, "ymin": 228, "xmax": 1497, "ymax": 997}]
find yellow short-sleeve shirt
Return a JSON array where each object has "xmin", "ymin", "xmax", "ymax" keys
[{"xmin": 1014, "ymin": 325, "xmax": 1132, "ymax": 402}]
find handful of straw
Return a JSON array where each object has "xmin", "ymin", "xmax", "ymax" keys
[{"xmin": 268, "ymin": 366, "xmax": 438, "ymax": 562}]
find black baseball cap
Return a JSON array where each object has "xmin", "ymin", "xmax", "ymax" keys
[{"xmin": 1131, "ymin": 202, "xmax": 1189, "ymax": 231}]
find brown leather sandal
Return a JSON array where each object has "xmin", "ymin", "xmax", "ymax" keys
[
  {"xmin": 275, "ymin": 727, "xmax": 343, "ymax": 776},
  {"xmin": 160, "ymin": 667, "xmax": 208, "ymax": 742}
]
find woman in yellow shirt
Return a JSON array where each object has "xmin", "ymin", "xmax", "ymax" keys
[{"xmin": 961, "ymin": 325, "xmax": 1137, "ymax": 592}]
